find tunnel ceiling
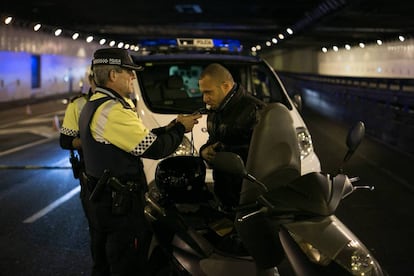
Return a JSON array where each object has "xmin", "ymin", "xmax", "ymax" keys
[{"xmin": 1, "ymin": 0, "xmax": 413, "ymax": 52}]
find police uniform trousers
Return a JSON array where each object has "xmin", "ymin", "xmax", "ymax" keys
[{"xmin": 81, "ymin": 176, "xmax": 151, "ymax": 276}]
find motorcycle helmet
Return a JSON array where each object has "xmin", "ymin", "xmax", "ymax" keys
[{"xmin": 155, "ymin": 156, "xmax": 211, "ymax": 204}]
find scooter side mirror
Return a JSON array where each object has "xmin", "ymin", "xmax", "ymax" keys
[
  {"xmin": 343, "ymin": 121, "xmax": 365, "ymax": 163},
  {"xmin": 212, "ymin": 152, "xmax": 269, "ymax": 192},
  {"xmin": 212, "ymin": 152, "xmax": 247, "ymax": 177}
]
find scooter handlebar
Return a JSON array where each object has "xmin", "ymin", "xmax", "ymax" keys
[{"xmin": 237, "ymin": 206, "xmax": 269, "ymax": 222}]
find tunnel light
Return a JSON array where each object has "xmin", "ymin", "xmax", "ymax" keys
[
  {"xmin": 33, "ymin": 23, "xmax": 41, "ymax": 31},
  {"xmin": 322, "ymin": 47, "xmax": 328, "ymax": 53},
  {"xmin": 72, "ymin": 33, "xmax": 79, "ymax": 40},
  {"xmin": 345, "ymin": 44, "xmax": 351, "ymax": 50},
  {"xmin": 251, "ymin": 46, "xmax": 257, "ymax": 52},
  {"xmin": 333, "ymin": 46, "xmax": 339, "ymax": 51},
  {"xmin": 86, "ymin": 36, "xmax": 94, "ymax": 43},
  {"xmin": 256, "ymin": 45, "xmax": 262, "ymax": 50},
  {"xmin": 399, "ymin": 35, "xmax": 405, "ymax": 42},
  {"xmin": 117, "ymin": 42, "xmax": 124, "ymax": 48},
  {"xmin": 272, "ymin": 38, "xmax": 278, "ymax": 44},
  {"xmin": 54, "ymin": 29, "xmax": 62, "ymax": 36},
  {"xmin": 4, "ymin": 16, "xmax": 13, "ymax": 24},
  {"xmin": 376, "ymin": 39, "xmax": 383, "ymax": 45},
  {"xmin": 124, "ymin": 44, "xmax": 130, "ymax": 49},
  {"xmin": 109, "ymin": 40, "xmax": 116, "ymax": 47},
  {"xmin": 278, "ymin": 34, "xmax": 285, "ymax": 40},
  {"xmin": 286, "ymin": 28, "xmax": 293, "ymax": 35},
  {"xmin": 266, "ymin": 41, "xmax": 271, "ymax": 46},
  {"xmin": 359, "ymin": 42, "xmax": 365, "ymax": 48},
  {"xmin": 99, "ymin": 38, "xmax": 106, "ymax": 45}
]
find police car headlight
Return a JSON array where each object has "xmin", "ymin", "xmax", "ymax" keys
[
  {"xmin": 296, "ymin": 127, "xmax": 314, "ymax": 160},
  {"xmin": 171, "ymin": 136, "xmax": 198, "ymax": 156}
]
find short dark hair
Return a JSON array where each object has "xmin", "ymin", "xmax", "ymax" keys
[{"xmin": 200, "ymin": 63, "xmax": 234, "ymax": 85}]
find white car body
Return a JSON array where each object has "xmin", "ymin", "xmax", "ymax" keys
[{"xmin": 130, "ymin": 51, "xmax": 321, "ymax": 185}]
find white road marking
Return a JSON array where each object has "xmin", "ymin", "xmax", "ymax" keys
[
  {"xmin": 0, "ymin": 136, "xmax": 57, "ymax": 157},
  {"xmin": 22, "ymin": 186, "xmax": 80, "ymax": 223},
  {"xmin": 0, "ymin": 110, "xmax": 65, "ymax": 128}
]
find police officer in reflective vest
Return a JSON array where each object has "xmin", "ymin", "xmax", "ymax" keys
[
  {"xmin": 79, "ymin": 48, "xmax": 201, "ymax": 276},
  {"xmin": 60, "ymin": 66, "xmax": 96, "ymax": 213}
]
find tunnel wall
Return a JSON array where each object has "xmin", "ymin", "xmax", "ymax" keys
[
  {"xmin": 264, "ymin": 39, "xmax": 414, "ymax": 79},
  {"xmin": 0, "ymin": 25, "xmax": 99, "ymax": 102},
  {"xmin": 279, "ymin": 72, "xmax": 414, "ymax": 156}
]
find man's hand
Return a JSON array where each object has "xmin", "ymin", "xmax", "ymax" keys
[
  {"xmin": 176, "ymin": 113, "xmax": 202, "ymax": 133},
  {"xmin": 201, "ymin": 142, "xmax": 221, "ymax": 162}
]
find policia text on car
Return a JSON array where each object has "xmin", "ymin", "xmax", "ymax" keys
[{"xmin": 78, "ymin": 48, "xmax": 201, "ymax": 276}]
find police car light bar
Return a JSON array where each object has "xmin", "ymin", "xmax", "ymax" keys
[
  {"xmin": 177, "ymin": 38, "xmax": 242, "ymax": 52},
  {"xmin": 138, "ymin": 38, "xmax": 242, "ymax": 53},
  {"xmin": 177, "ymin": 38, "xmax": 214, "ymax": 48}
]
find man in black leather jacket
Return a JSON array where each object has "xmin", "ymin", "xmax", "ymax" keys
[{"xmin": 199, "ymin": 63, "xmax": 266, "ymax": 209}]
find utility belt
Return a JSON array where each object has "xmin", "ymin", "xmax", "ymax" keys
[{"xmin": 85, "ymin": 170, "xmax": 141, "ymax": 215}]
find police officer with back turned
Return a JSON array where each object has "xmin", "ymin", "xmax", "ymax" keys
[
  {"xmin": 79, "ymin": 47, "xmax": 201, "ymax": 276},
  {"xmin": 60, "ymin": 66, "xmax": 96, "ymax": 215}
]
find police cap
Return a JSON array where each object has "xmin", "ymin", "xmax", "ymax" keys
[{"xmin": 92, "ymin": 48, "xmax": 143, "ymax": 71}]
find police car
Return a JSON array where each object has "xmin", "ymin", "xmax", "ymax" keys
[{"xmin": 130, "ymin": 38, "xmax": 321, "ymax": 185}]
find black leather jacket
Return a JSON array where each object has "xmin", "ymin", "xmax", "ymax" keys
[{"xmin": 200, "ymin": 83, "xmax": 266, "ymax": 207}]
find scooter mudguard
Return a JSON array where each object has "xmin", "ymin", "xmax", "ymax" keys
[{"xmin": 170, "ymin": 232, "xmax": 257, "ymax": 276}]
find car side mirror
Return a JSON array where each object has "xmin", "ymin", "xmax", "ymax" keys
[{"xmin": 292, "ymin": 94, "xmax": 302, "ymax": 112}]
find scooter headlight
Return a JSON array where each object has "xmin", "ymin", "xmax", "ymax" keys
[
  {"xmin": 297, "ymin": 241, "xmax": 331, "ymax": 265},
  {"xmin": 291, "ymin": 234, "xmax": 384, "ymax": 275},
  {"xmin": 296, "ymin": 127, "xmax": 314, "ymax": 160},
  {"xmin": 290, "ymin": 233, "xmax": 331, "ymax": 266},
  {"xmin": 335, "ymin": 240, "xmax": 383, "ymax": 276}
]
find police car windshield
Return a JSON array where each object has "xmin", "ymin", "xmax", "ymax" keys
[{"xmin": 136, "ymin": 59, "xmax": 289, "ymax": 114}]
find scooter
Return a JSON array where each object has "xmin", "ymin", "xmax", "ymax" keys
[
  {"xmin": 143, "ymin": 102, "xmax": 386, "ymax": 275},
  {"xmin": 144, "ymin": 154, "xmax": 277, "ymax": 275},
  {"xmin": 211, "ymin": 103, "xmax": 387, "ymax": 275}
]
